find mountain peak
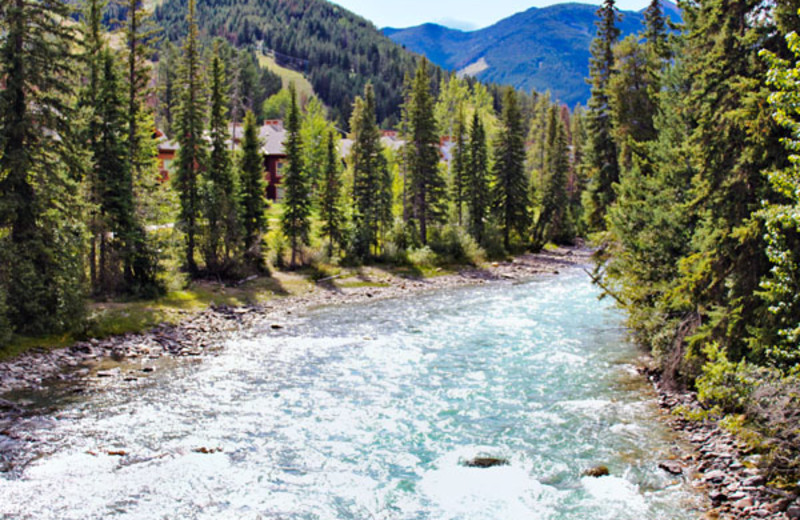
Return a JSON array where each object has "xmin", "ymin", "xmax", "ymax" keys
[{"xmin": 385, "ymin": 1, "xmax": 681, "ymax": 106}]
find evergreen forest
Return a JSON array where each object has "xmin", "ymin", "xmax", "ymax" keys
[{"xmin": 2, "ymin": 0, "xmax": 800, "ymax": 486}]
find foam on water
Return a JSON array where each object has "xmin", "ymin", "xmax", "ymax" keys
[{"xmin": 0, "ymin": 269, "xmax": 703, "ymax": 519}]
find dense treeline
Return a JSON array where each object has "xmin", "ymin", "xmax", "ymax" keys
[
  {"xmin": 0, "ymin": 0, "xmax": 587, "ymax": 350},
  {"xmin": 586, "ymin": 0, "xmax": 800, "ymax": 478}
]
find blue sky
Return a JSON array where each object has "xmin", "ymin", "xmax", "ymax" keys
[{"xmin": 329, "ymin": 0, "xmax": 652, "ymax": 30}]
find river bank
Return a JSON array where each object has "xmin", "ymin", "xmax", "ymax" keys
[
  {"xmin": 647, "ymin": 373, "xmax": 800, "ymax": 520},
  {"xmin": 0, "ymin": 247, "xmax": 589, "ymax": 397}
]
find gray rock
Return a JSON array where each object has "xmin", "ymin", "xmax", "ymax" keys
[
  {"xmin": 787, "ymin": 505, "xmax": 800, "ymax": 519},
  {"xmin": 463, "ymin": 457, "xmax": 510, "ymax": 469},
  {"xmin": 658, "ymin": 460, "xmax": 683, "ymax": 476}
]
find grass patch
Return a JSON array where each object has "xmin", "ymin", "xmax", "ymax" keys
[{"xmin": 257, "ymin": 53, "xmax": 315, "ymax": 100}]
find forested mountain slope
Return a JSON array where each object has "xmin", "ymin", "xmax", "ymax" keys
[{"xmin": 153, "ymin": 0, "xmax": 436, "ymax": 126}]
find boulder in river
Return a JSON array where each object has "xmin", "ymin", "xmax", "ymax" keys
[
  {"xmin": 583, "ymin": 465, "xmax": 610, "ymax": 478},
  {"xmin": 463, "ymin": 457, "xmax": 509, "ymax": 468}
]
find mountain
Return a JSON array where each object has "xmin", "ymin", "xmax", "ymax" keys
[
  {"xmin": 384, "ymin": 2, "xmax": 681, "ymax": 107},
  {"xmin": 153, "ymin": 0, "xmax": 441, "ymax": 127}
]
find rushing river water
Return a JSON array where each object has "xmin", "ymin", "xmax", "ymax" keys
[{"xmin": 0, "ymin": 269, "xmax": 703, "ymax": 519}]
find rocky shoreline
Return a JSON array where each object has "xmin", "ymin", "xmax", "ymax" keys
[{"xmin": 649, "ymin": 375, "xmax": 800, "ymax": 520}]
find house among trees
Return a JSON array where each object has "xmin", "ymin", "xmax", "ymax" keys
[{"xmin": 156, "ymin": 120, "xmax": 288, "ymax": 200}]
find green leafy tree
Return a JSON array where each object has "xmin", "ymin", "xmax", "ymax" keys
[
  {"xmin": 319, "ymin": 129, "xmax": 345, "ymax": 256},
  {"xmin": 466, "ymin": 112, "xmax": 490, "ymax": 243},
  {"xmin": 491, "ymin": 87, "xmax": 530, "ymax": 250},
  {"xmin": 0, "ymin": 0, "xmax": 88, "ymax": 338},
  {"xmin": 203, "ymin": 43, "xmax": 241, "ymax": 276},
  {"xmin": 582, "ymin": 0, "xmax": 621, "ymax": 231},
  {"xmin": 174, "ymin": 0, "xmax": 207, "ymax": 275},
  {"xmin": 238, "ymin": 110, "xmax": 268, "ymax": 270},
  {"xmin": 300, "ymin": 97, "xmax": 333, "ymax": 198},
  {"xmin": 281, "ymin": 84, "xmax": 311, "ymax": 268},
  {"xmin": 405, "ymin": 57, "xmax": 447, "ymax": 245}
]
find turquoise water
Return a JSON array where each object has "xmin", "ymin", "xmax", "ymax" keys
[{"xmin": 0, "ymin": 269, "xmax": 702, "ymax": 519}]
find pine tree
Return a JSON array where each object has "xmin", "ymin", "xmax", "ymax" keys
[
  {"xmin": 238, "ymin": 110, "xmax": 268, "ymax": 270},
  {"xmin": 466, "ymin": 112, "xmax": 490, "ymax": 243},
  {"xmin": 319, "ymin": 129, "xmax": 345, "ymax": 256},
  {"xmin": 582, "ymin": 0, "xmax": 621, "ymax": 232},
  {"xmin": 80, "ymin": 0, "xmax": 106, "ymax": 292},
  {"xmin": 175, "ymin": 0, "xmax": 207, "ymax": 275},
  {"xmin": 608, "ymin": 35, "xmax": 658, "ymax": 172},
  {"xmin": 281, "ymin": 83, "xmax": 311, "ymax": 268},
  {"xmin": 120, "ymin": 0, "xmax": 161, "ymax": 296},
  {"xmin": 532, "ymin": 105, "xmax": 570, "ymax": 249},
  {"xmin": 0, "ymin": 0, "xmax": 88, "ymax": 337},
  {"xmin": 450, "ymin": 105, "xmax": 469, "ymax": 226},
  {"xmin": 405, "ymin": 57, "xmax": 447, "ymax": 245},
  {"xmin": 643, "ymin": 0, "xmax": 669, "ymax": 61},
  {"xmin": 349, "ymin": 84, "xmax": 385, "ymax": 258},
  {"xmin": 203, "ymin": 43, "xmax": 240, "ymax": 276},
  {"xmin": 491, "ymin": 87, "xmax": 530, "ymax": 251}
]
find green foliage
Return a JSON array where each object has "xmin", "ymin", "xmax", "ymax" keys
[
  {"xmin": 759, "ymin": 32, "xmax": 800, "ymax": 369},
  {"xmin": 281, "ymin": 84, "xmax": 312, "ymax": 268},
  {"xmin": 405, "ymin": 58, "xmax": 448, "ymax": 245},
  {"xmin": 349, "ymin": 83, "xmax": 387, "ymax": 259},
  {"xmin": 174, "ymin": 0, "xmax": 207, "ymax": 275},
  {"xmin": 300, "ymin": 97, "xmax": 333, "ymax": 196},
  {"xmin": 239, "ymin": 111, "xmax": 268, "ymax": 271},
  {"xmin": 582, "ymin": 0, "xmax": 621, "ymax": 232},
  {"xmin": 466, "ymin": 112, "xmax": 490, "ymax": 243},
  {"xmin": 0, "ymin": 0, "xmax": 89, "ymax": 337},
  {"xmin": 203, "ymin": 45, "xmax": 242, "ymax": 277},
  {"xmin": 154, "ymin": 0, "xmax": 425, "ymax": 127},
  {"xmin": 319, "ymin": 130, "xmax": 345, "ymax": 256},
  {"xmin": 532, "ymin": 104, "xmax": 570, "ymax": 250},
  {"xmin": 450, "ymin": 106, "xmax": 469, "ymax": 226},
  {"xmin": 262, "ymin": 89, "xmax": 293, "ymax": 121},
  {"xmin": 429, "ymin": 225, "xmax": 485, "ymax": 266},
  {"xmin": 491, "ymin": 87, "xmax": 530, "ymax": 250}
]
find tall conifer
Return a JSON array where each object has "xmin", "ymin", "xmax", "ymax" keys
[
  {"xmin": 175, "ymin": 0, "xmax": 207, "ymax": 275},
  {"xmin": 350, "ymin": 84, "xmax": 385, "ymax": 258},
  {"xmin": 466, "ymin": 112, "xmax": 490, "ymax": 242},
  {"xmin": 239, "ymin": 111, "xmax": 267, "ymax": 270},
  {"xmin": 281, "ymin": 84, "xmax": 311, "ymax": 268},
  {"xmin": 582, "ymin": 0, "xmax": 621, "ymax": 231},
  {"xmin": 491, "ymin": 87, "xmax": 530, "ymax": 250},
  {"xmin": 320, "ymin": 129, "xmax": 345, "ymax": 256},
  {"xmin": 0, "ymin": 0, "xmax": 87, "ymax": 336},
  {"xmin": 204, "ymin": 43, "xmax": 240, "ymax": 276},
  {"xmin": 405, "ymin": 58, "xmax": 447, "ymax": 245}
]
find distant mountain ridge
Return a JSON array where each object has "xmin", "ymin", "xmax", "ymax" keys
[{"xmin": 384, "ymin": 2, "xmax": 681, "ymax": 107}]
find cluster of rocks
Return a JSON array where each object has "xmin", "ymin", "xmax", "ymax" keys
[
  {"xmin": 655, "ymin": 389, "xmax": 800, "ymax": 519},
  {"xmin": 0, "ymin": 305, "xmax": 270, "ymax": 397}
]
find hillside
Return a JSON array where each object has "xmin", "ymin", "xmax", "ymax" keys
[
  {"xmin": 385, "ymin": 2, "xmax": 681, "ymax": 107},
  {"xmin": 153, "ymin": 0, "xmax": 433, "ymax": 127}
]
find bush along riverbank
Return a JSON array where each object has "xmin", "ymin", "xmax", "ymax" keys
[{"xmin": 644, "ymin": 367, "xmax": 800, "ymax": 520}]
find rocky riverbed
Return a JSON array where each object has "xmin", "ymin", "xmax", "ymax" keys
[{"xmin": 650, "ymin": 376, "xmax": 800, "ymax": 520}]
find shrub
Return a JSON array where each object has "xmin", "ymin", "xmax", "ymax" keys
[
  {"xmin": 429, "ymin": 225, "xmax": 485, "ymax": 266},
  {"xmin": 407, "ymin": 246, "xmax": 436, "ymax": 268}
]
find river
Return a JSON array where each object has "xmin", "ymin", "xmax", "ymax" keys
[{"xmin": 0, "ymin": 268, "xmax": 702, "ymax": 519}]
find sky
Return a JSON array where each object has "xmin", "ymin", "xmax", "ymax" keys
[{"xmin": 329, "ymin": 0, "xmax": 652, "ymax": 31}]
